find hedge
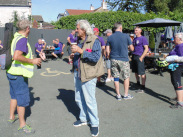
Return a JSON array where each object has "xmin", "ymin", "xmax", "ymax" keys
[{"xmin": 54, "ymin": 11, "xmax": 183, "ymax": 33}]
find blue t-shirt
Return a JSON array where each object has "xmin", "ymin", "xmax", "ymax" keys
[{"xmin": 106, "ymin": 31, "xmax": 131, "ymax": 61}]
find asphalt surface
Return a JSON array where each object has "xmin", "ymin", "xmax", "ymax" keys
[{"xmin": 0, "ymin": 57, "xmax": 183, "ymax": 137}]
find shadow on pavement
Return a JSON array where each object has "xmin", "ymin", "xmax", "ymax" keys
[
  {"xmin": 97, "ymin": 77, "xmax": 174, "ymax": 105},
  {"xmin": 25, "ymin": 87, "xmax": 40, "ymax": 120},
  {"xmin": 63, "ymin": 58, "xmax": 69, "ymax": 63},
  {"xmin": 129, "ymin": 82, "xmax": 174, "ymax": 105},
  {"xmin": 57, "ymin": 89, "xmax": 79, "ymax": 120}
]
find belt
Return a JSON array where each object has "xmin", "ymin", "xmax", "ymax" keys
[{"xmin": 75, "ymin": 68, "xmax": 78, "ymax": 71}]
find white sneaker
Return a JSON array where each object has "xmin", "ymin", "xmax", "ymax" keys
[{"xmin": 105, "ymin": 78, "xmax": 111, "ymax": 82}]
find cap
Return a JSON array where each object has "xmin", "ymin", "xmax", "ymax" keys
[
  {"xmin": 42, "ymin": 39, "xmax": 45, "ymax": 42},
  {"xmin": 93, "ymin": 28, "xmax": 99, "ymax": 32},
  {"xmin": 104, "ymin": 29, "xmax": 112, "ymax": 34}
]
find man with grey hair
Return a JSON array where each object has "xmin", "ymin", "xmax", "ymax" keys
[
  {"xmin": 71, "ymin": 19, "xmax": 104, "ymax": 137},
  {"xmin": 6, "ymin": 20, "xmax": 41, "ymax": 134},
  {"xmin": 106, "ymin": 22, "xmax": 134, "ymax": 101},
  {"xmin": 104, "ymin": 29, "xmax": 112, "ymax": 37}
]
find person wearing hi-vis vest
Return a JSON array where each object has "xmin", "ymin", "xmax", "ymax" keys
[{"xmin": 6, "ymin": 20, "xmax": 41, "ymax": 134}]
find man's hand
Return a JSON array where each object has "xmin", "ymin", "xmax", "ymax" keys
[
  {"xmin": 32, "ymin": 58, "xmax": 42, "ymax": 66},
  {"xmin": 70, "ymin": 53, "xmax": 74, "ymax": 59},
  {"xmin": 139, "ymin": 57, "xmax": 143, "ymax": 62},
  {"xmin": 71, "ymin": 45, "xmax": 83, "ymax": 54}
]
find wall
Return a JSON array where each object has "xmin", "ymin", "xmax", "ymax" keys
[
  {"xmin": 28, "ymin": 28, "xmax": 72, "ymax": 55},
  {"xmin": 0, "ymin": 6, "xmax": 31, "ymax": 27}
]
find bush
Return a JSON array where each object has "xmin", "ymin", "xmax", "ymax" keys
[
  {"xmin": 54, "ymin": 11, "xmax": 183, "ymax": 33},
  {"xmin": 149, "ymin": 32, "xmax": 155, "ymax": 50}
]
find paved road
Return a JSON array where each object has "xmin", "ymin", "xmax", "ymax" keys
[{"xmin": 0, "ymin": 57, "xmax": 182, "ymax": 137}]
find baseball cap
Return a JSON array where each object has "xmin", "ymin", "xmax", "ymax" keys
[
  {"xmin": 104, "ymin": 29, "xmax": 112, "ymax": 34},
  {"xmin": 93, "ymin": 28, "xmax": 99, "ymax": 32}
]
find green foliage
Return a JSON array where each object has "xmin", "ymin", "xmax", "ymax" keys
[
  {"xmin": 106, "ymin": 0, "xmax": 144, "ymax": 12},
  {"xmin": 10, "ymin": 11, "xmax": 19, "ymax": 27},
  {"xmin": 149, "ymin": 32, "xmax": 155, "ymax": 49},
  {"xmin": 53, "ymin": 10, "xmax": 183, "ymax": 33}
]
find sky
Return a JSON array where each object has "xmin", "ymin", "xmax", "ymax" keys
[{"xmin": 32, "ymin": 0, "xmax": 103, "ymax": 22}]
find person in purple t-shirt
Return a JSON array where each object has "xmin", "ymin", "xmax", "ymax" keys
[
  {"xmin": 132, "ymin": 26, "xmax": 149, "ymax": 93},
  {"xmin": 0, "ymin": 40, "xmax": 3, "ymax": 49},
  {"xmin": 56, "ymin": 38, "xmax": 65, "ymax": 56},
  {"xmin": 67, "ymin": 30, "xmax": 77, "ymax": 64},
  {"xmin": 35, "ymin": 39, "xmax": 46, "ymax": 61},
  {"xmin": 93, "ymin": 28, "xmax": 105, "ymax": 56},
  {"xmin": 168, "ymin": 33, "xmax": 183, "ymax": 109}
]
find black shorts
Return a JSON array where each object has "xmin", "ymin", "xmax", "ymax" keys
[
  {"xmin": 131, "ymin": 55, "xmax": 145, "ymax": 75},
  {"xmin": 170, "ymin": 65, "xmax": 183, "ymax": 90}
]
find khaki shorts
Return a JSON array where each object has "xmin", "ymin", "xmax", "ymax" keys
[{"xmin": 111, "ymin": 59, "xmax": 130, "ymax": 80}]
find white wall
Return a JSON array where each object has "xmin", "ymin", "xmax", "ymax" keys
[{"xmin": 0, "ymin": 6, "xmax": 31, "ymax": 27}]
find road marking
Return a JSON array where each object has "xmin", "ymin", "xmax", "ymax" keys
[{"xmin": 40, "ymin": 68, "xmax": 71, "ymax": 77}]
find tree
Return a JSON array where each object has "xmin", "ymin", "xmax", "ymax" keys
[
  {"xmin": 144, "ymin": 0, "xmax": 170, "ymax": 13},
  {"xmin": 149, "ymin": 32, "xmax": 155, "ymax": 50},
  {"xmin": 106, "ymin": 0, "xmax": 144, "ymax": 12},
  {"xmin": 10, "ymin": 11, "xmax": 19, "ymax": 27},
  {"xmin": 168, "ymin": 0, "xmax": 183, "ymax": 12}
]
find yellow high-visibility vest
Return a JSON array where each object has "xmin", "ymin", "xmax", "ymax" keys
[{"xmin": 7, "ymin": 32, "xmax": 34, "ymax": 78}]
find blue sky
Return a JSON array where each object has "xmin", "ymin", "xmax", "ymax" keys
[{"xmin": 32, "ymin": 0, "xmax": 103, "ymax": 22}]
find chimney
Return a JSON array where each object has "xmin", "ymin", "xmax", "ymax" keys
[
  {"xmin": 102, "ymin": 0, "xmax": 107, "ymax": 9},
  {"xmin": 90, "ymin": 4, "xmax": 94, "ymax": 10}
]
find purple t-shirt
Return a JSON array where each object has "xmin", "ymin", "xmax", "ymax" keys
[
  {"xmin": 169, "ymin": 43, "xmax": 183, "ymax": 56},
  {"xmin": 97, "ymin": 36, "xmax": 105, "ymax": 46},
  {"xmin": 68, "ymin": 33, "xmax": 77, "ymax": 43},
  {"xmin": 15, "ymin": 38, "xmax": 28, "ymax": 54},
  {"xmin": 132, "ymin": 36, "xmax": 148, "ymax": 56},
  {"xmin": 35, "ymin": 43, "xmax": 44, "ymax": 52},
  {"xmin": 54, "ymin": 43, "xmax": 63, "ymax": 52}
]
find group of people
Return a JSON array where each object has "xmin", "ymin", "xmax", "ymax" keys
[
  {"xmin": 5, "ymin": 19, "xmax": 183, "ymax": 137},
  {"xmin": 35, "ymin": 38, "xmax": 65, "ymax": 61}
]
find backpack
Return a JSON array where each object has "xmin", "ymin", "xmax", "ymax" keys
[{"xmin": 0, "ymin": 23, "xmax": 14, "ymax": 70}]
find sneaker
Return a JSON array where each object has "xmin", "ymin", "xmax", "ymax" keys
[
  {"xmin": 135, "ymin": 89, "xmax": 144, "ymax": 93},
  {"xmin": 53, "ymin": 58, "xmax": 57, "ymax": 61},
  {"xmin": 8, "ymin": 114, "xmax": 19, "ymax": 124},
  {"xmin": 116, "ymin": 95, "xmax": 122, "ymax": 101},
  {"xmin": 110, "ymin": 77, "xmax": 114, "ymax": 81},
  {"xmin": 73, "ymin": 120, "xmax": 88, "ymax": 127},
  {"xmin": 170, "ymin": 103, "xmax": 183, "ymax": 109},
  {"xmin": 18, "ymin": 125, "xmax": 35, "ymax": 134},
  {"xmin": 91, "ymin": 127, "xmax": 99, "ymax": 137},
  {"xmin": 105, "ymin": 78, "xmax": 111, "ymax": 82},
  {"xmin": 123, "ymin": 94, "xmax": 133, "ymax": 100}
]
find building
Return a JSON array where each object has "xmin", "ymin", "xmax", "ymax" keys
[
  {"xmin": 32, "ymin": 15, "xmax": 44, "ymax": 28},
  {"xmin": 0, "ymin": 0, "xmax": 32, "ymax": 27},
  {"xmin": 57, "ymin": 0, "xmax": 108, "ymax": 21},
  {"xmin": 32, "ymin": 15, "xmax": 55, "ymax": 29}
]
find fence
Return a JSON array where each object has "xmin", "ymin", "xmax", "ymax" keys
[
  {"xmin": 0, "ymin": 27, "xmax": 73, "ymax": 56},
  {"xmin": 0, "ymin": 27, "xmax": 163, "ymax": 56}
]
